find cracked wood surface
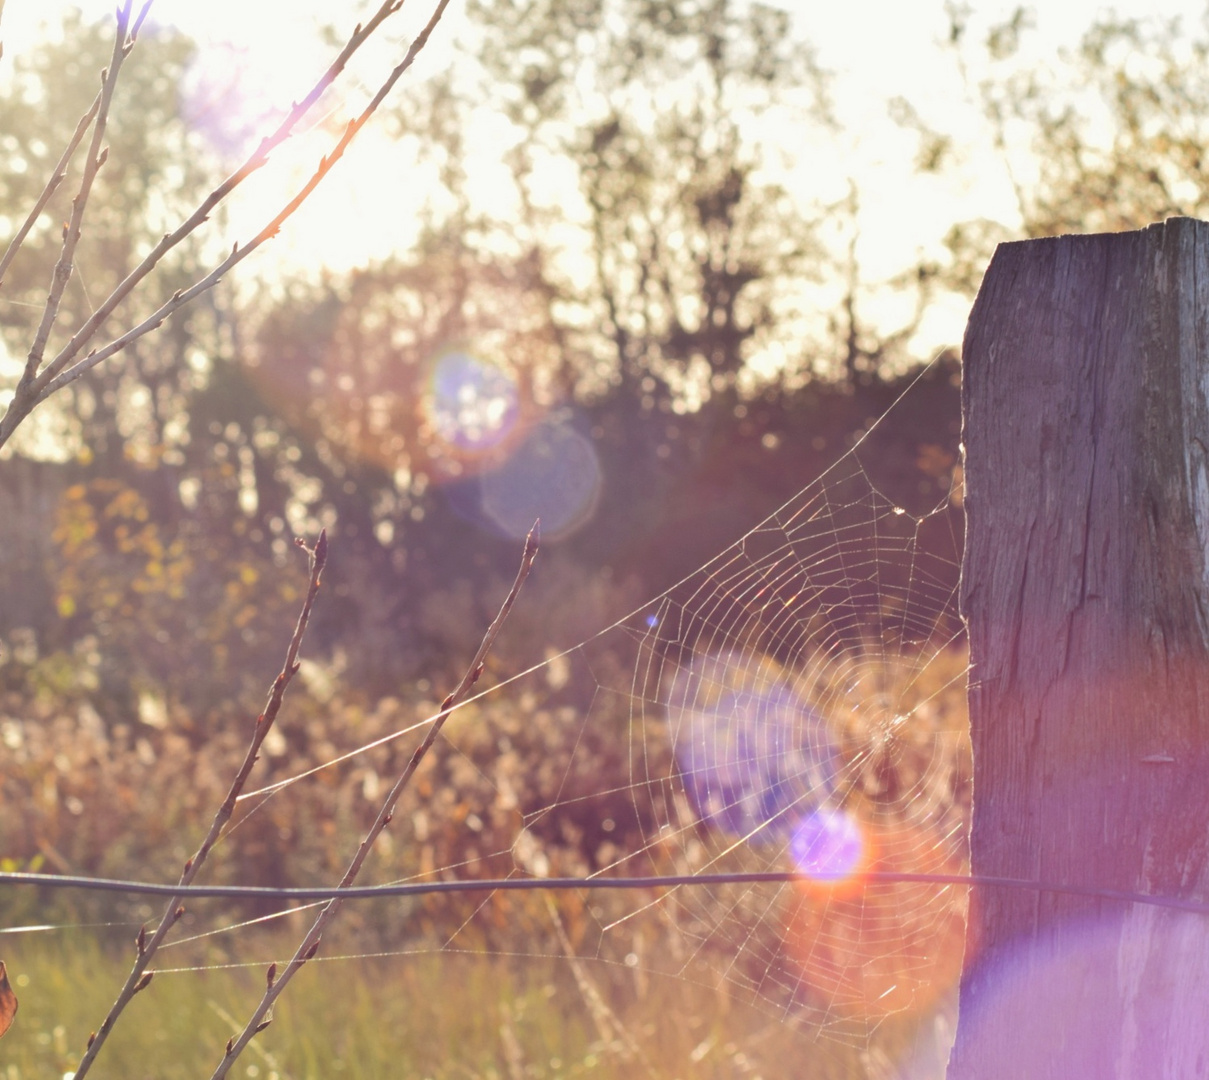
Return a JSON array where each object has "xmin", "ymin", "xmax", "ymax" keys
[{"xmin": 949, "ymin": 218, "xmax": 1209, "ymax": 1080}]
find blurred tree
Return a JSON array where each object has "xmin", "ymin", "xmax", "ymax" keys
[
  {"xmin": 0, "ymin": 17, "xmax": 331, "ymax": 721},
  {"xmin": 933, "ymin": 4, "xmax": 1209, "ymax": 294},
  {"xmin": 457, "ymin": 0, "xmax": 836, "ymax": 406},
  {"xmin": 0, "ymin": 2, "xmax": 970, "ymax": 719},
  {"xmin": 0, "ymin": 12, "xmax": 223, "ymax": 467},
  {"xmin": 243, "ymin": 0, "xmax": 966, "ymax": 660}
]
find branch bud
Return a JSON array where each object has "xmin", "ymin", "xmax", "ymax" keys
[{"xmin": 524, "ymin": 519, "xmax": 541, "ymax": 562}]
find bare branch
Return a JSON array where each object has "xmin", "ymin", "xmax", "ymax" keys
[
  {"xmin": 30, "ymin": 0, "xmax": 413, "ymax": 400},
  {"xmin": 70, "ymin": 532, "xmax": 328, "ymax": 1080},
  {"xmin": 20, "ymin": 4, "xmax": 133, "ymax": 385},
  {"xmin": 30, "ymin": 0, "xmax": 454, "ymax": 406},
  {"xmin": 130, "ymin": 0, "xmax": 153, "ymax": 41},
  {"xmin": 0, "ymin": 94, "xmax": 101, "ymax": 290},
  {"xmin": 207, "ymin": 520, "xmax": 539, "ymax": 1080}
]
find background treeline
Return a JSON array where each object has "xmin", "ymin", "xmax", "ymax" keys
[{"xmin": 1, "ymin": 1, "xmax": 1203, "ymax": 914}]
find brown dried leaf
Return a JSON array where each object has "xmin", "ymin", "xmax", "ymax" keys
[{"xmin": 0, "ymin": 961, "xmax": 18, "ymax": 1038}]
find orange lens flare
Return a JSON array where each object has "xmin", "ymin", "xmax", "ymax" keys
[
  {"xmin": 785, "ymin": 818, "xmax": 969, "ymax": 1021},
  {"xmin": 790, "ymin": 807, "xmax": 872, "ymax": 896}
]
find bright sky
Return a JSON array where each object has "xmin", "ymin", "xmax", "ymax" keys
[{"xmin": 1, "ymin": 0, "xmax": 1206, "ymax": 355}]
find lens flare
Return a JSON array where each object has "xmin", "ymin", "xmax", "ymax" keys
[
  {"xmin": 784, "ymin": 817, "xmax": 969, "ymax": 1022},
  {"xmin": 472, "ymin": 417, "xmax": 602, "ymax": 541},
  {"xmin": 427, "ymin": 352, "xmax": 520, "ymax": 458},
  {"xmin": 790, "ymin": 807, "xmax": 866, "ymax": 882},
  {"xmin": 667, "ymin": 650, "xmax": 839, "ymax": 843},
  {"xmin": 951, "ymin": 911, "xmax": 1208, "ymax": 1076},
  {"xmin": 179, "ymin": 42, "xmax": 283, "ymax": 160}
]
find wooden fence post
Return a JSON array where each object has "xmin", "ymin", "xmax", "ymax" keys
[{"xmin": 947, "ymin": 218, "xmax": 1209, "ymax": 1080}]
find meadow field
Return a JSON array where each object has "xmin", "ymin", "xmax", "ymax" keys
[{"xmin": 2, "ymin": 930, "xmax": 953, "ymax": 1079}]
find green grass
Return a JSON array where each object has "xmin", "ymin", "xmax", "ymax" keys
[{"xmin": 0, "ymin": 930, "xmax": 950, "ymax": 1079}]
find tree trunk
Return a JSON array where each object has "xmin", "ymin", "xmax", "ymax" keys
[{"xmin": 947, "ymin": 217, "xmax": 1209, "ymax": 1080}]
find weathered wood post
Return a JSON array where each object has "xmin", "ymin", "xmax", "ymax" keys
[{"xmin": 948, "ymin": 218, "xmax": 1209, "ymax": 1080}]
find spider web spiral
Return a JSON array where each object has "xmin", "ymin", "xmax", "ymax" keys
[
  {"xmin": 101, "ymin": 372, "xmax": 969, "ymax": 1074},
  {"xmin": 405, "ymin": 380, "xmax": 972, "ymax": 1058}
]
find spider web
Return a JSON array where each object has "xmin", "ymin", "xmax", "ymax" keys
[
  {"xmin": 482, "ymin": 423, "xmax": 970, "ymax": 1052},
  {"xmin": 14, "ymin": 370, "xmax": 968, "ymax": 1074},
  {"xmin": 213, "ymin": 370, "xmax": 970, "ymax": 1061}
]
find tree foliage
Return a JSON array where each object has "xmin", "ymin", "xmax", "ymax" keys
[
  {"xmin": 414, "ymin": 0, "xmax": 837, "ymax": 404},
  {"xmin": 0, "ymin": 3, "xmax": 972, "ymax": 733},
  {"xmin": 938, "ymin": 4, "xmax": 1209, "ymax": 293}
]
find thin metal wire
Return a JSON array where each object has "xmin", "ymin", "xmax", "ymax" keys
[{"xmin": 2, "ymin": 870, "xmax": 1206, "ymax": 913}]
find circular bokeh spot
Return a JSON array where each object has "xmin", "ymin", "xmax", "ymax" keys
[
  {"xmin": 784, "ymin": 817, "xmax": 969, "ymax": 1022},
  {"xmin": 667, "ymin": 650, "xmax": 839, "ymax": 843},
  {"xmin": 426, "ymin": 352, "xmax": 520, "ymax": 458},
  {"xmin": 475, "ymin": 417, "xmax": 602, "ymax": 540},
  {"xmin": 790, "ymin": 807, "xmax": 866, "ymax": 882}
]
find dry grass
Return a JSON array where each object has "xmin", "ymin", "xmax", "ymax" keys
[{"xmin": 0, "ymin": 635, "xmax": 969, "ymax": 1077}]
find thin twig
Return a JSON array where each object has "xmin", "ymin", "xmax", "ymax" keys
[
  {"xmin": 20, "ymin": 3, "xmax": 134, "ymax": 385},
  {"xmin": 207, "ymin": 521, "xmax": 539, "ymax": 1080},
  {"xmin": 31, "ymin": 0, "xmax": 454, "ymax": 406},
  {"xmin": 33, "ymin": 0, "xmax": 409, "ymax": 389},
  {"xmin": 70, "ymin": 531, "xmax": 328, "ymax": 1080},
  {"xmin": 0, "ymin": 92, "xmax": 102, "ymax": 290},
  {"xmin": 0, "ymin": 0, "xmax": 423, "ymax": 451}
]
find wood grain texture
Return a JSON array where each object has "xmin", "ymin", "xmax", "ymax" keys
[{"xmin": 948, "ymin": 218, "xmax": 1209, "ymax": 1080}]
